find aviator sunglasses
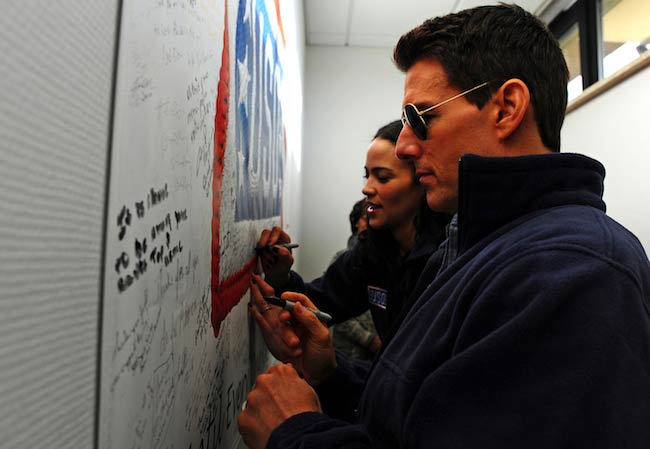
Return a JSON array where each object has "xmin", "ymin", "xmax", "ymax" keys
[{"xmin": 401, "ymin": 81, "xmax": 490, "ymax": 140}]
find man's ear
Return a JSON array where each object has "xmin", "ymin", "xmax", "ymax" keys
[{"xmin": 492, "ymin": 78, "xmax": 531, "ymax": 141}]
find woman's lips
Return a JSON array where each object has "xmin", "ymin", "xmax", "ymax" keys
[{"xmin": 366, "ymin": 202, "xmax": 381, "ymax": 214}]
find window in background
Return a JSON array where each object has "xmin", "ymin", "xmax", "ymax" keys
[
  {"xmin": 602, "ymin": 0, "xmax": 650, "ymax": 77},
  {"xmin": 550, "ymin": 0, "xmax": 650, "ymax": 103},
  {"xmin": 559, "ymin": 23, "xmax": 584, "ymax": 101}
]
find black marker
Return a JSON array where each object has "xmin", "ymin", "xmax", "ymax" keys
[
  {"xmin": 254, "ymin": 242, "xmax": 299, "ymax": 255},
  {"xmin": 264, "ymin": 295, "xmax": 332, "ymax": 323}
]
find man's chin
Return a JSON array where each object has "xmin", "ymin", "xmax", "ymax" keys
[{"xmin": 426, "ymin": 193, "xmax": 455, "ymax": 215}]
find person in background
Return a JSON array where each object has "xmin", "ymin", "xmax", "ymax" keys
[
  {"xmin": 328, "ymin": 198, "xmax": 370, "ymax": 263},
  {"xmin": 344, "ymin": 198, "xmax": 369, "ymax": 251},
  {"xmin": 239, "ymin": 5, "xmax": 650, "ymax": 449},
  {"xmin": 254, "ymin": 120, "xmax": 449, "ymax": 364},
  {"xmin": 331, "ymin": 199, "xmax": 381, "ymax": 361}
]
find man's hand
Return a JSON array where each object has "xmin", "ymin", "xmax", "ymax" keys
[
  {"xmin": 249, "ymin": 274, "xmax": 302, "ymax": 363},
  {"xmin": 249, "ymin": 275, "xmax": 337, "ymax": 385},
  {"xmin": 282, "ymin": 291, "xmax": 337, "ymax": 385},
  {"xmin": 256, "ymin": 227, "xmax": 294, "ymax": 288},
  {"xmin": 238, "ymin": 363, "xmax": 322, "ymax": 449}
]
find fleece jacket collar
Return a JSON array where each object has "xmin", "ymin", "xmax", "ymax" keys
[{"xmin": 456, "ymin": 152, "xmax": 606, "ymax": 253}]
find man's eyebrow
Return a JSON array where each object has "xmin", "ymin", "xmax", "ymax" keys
[
  {"xmin": 405, "ymin": 100, "xmax": 438, "ymax": 110},
  {"xmin": 414, "ymin": 102, "xmax": 435, "ymax": 110}
]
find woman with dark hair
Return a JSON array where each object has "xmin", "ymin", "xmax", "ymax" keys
[{"xmin": 254, "ymin": 119, "xmax": 449, "ymax": 349}]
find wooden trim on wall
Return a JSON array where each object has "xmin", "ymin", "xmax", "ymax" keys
[{"xmin": 567, "ymin": 51, "xmax": 650, "ymax": 114}]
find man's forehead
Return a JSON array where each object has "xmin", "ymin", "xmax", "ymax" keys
[{"xmin": 403, "ymin": 59, "xmax": 451, "ymax": 102}]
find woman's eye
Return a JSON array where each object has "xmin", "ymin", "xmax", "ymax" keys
[{"xmin": 377, "ymin": 177, "xmax": 390, "ymax": 184}]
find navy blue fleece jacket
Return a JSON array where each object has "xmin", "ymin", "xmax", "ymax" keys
[{"xmin": 267, "ymin": 153, "xmax": 650, "ymax": 449}]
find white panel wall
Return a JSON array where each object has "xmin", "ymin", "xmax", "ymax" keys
[
  {"xmin": 0, "ymin": 2, "xmax": 306, "ymax": 449},
  {"xmin": 0, "ymin": 1, "xmax": 118, "ymax": 448},
  {"xmin": 562, "ymin": 66, "xmax": 650, "ymax": 255},
  {"xmin": 299, "ymin": 46, "xmax": 404, "ymax": 279},
  {"xmin": 280, "ymin": 0, "xmax": 307, "ymax": 271}
]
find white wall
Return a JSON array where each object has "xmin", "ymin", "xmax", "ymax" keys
[
  {"xmin": 562, "ymin": 65, "xmax": 650, "ymax": 255},
  {"xmin": 299, "ymin": 46, "xmax": 404, "ymax": 279},
  {"xmin": 0, "ymin": 2, "xmax": 117, "ymax": 448},
  {"xmin": 0, "ymin": 1, "xmax": 306, "ymax": 448},
  {"xmin": 280, "ymin": 0, "xmax": 307, "ymax": 270}
]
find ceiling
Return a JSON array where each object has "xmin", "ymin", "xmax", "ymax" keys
[{"xmin": 303, "ymin": 0, "xmax": 572, "ymax": 47}]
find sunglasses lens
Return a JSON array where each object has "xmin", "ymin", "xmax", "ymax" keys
[{"xmin": 403, "ymin": 104, "xmax": 427, "ymax": 140}]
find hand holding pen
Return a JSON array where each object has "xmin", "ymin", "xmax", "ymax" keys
[
  {"xmin": 254, "ymin": 242, "xmax": 299, "ymax": 255},
  {"xmin": 249, "ymin": 275, "xmax": 337, "ymax": 386},
  {"xmin": 264, "ymin": 295, "xmax": 332, "ymax": 322},
  {"xmin": 249, "ymin": 274, "xmax": 302, "ymax": 363},
  {"xmin": 255, "ymin": 226, "xmax": 295, "ymax": 287},
  {"xmin": 241, "ymin": 276, "xmax": 334, "ymax": 449},
  {"xmin": 269, "ymin": 290, "xmax": 337, "ymax": 386}
]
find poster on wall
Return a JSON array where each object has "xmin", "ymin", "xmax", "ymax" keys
[
  {"xmin": 211, "ymin": 0, "xmax": 287, "ymax": 338},
  {"xmin": 233, "ymin": 0, "xmax": 285, "ymax": 222},
  {"xmin": 99, "ymin": 1, "xmax": 288, "ymax": 448}
]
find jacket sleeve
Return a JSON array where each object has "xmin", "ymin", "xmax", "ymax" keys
[
  {"xmin": 314, "ymin": 352, "xmax": 371, "ymax": 422},
  {"xmin": 266, "ymin": 413, "xmax": 371, "ymax": 449},
  {"xmin": 277, "ymin": 246, "xmax": 370, "ymax": 325}
]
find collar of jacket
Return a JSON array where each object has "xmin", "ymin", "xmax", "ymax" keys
[
  {"xmin": 409, "ymin": 223, "xmax": 444, "ymax": 261},
  {"xmin": 456, "ymin": 152, "xmax": 606, "ymax": 254}
]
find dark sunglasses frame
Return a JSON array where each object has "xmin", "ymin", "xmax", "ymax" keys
[{"xmin": 401, "ymin": 81, "xmax": 490, "ymax": 140}]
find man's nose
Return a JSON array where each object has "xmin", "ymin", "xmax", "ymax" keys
[{"xmin": 396, "ymin": 127, "xmax": 421, "ymax": 160}]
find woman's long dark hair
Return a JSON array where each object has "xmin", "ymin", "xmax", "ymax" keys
[{"xmin": 356, "ymin": 120, "xmax": 449, "ymax": 277}]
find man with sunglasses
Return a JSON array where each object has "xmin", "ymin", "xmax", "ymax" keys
[{"xmin": 239, "ymin": 5, "xmax": 650, "ymax": 449}]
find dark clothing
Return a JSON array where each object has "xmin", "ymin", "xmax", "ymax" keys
[
  {"xmin": 279, "ymin": 218, "xmax": 445, "ymax": 340},
  {"xmin": 329, "ymin": 238, "xmax": 381, "ymax": 361},
  {"xmin": 268, "ymin": 153, "xmax": 650, "ymax": 449}
]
